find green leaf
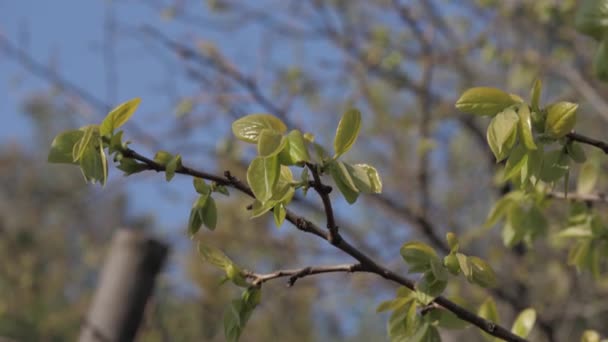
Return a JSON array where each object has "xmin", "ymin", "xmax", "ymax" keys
[
  {"xmin": 484, "ymin": 191, "xmax": 523, "ymax": 228},
  {"xmin": 557, "ymin": 225, "xmax": 593, "ymax": 239},
  {"xmin": 117, "ymin": 157, "xmax": 148, "ymax": 175},
  {"xmin": 72, "ymin": 125, "xmax": 97, "ymax": 162},
  {"xmin": 232, "ymin": 114, "xmax": 287, "ymax": 143},
  {"xmin": 376, "ymin": 296, "xmax": 414, "ymax": 313},
  {"xmin": 203, "ymin": 197, "xmax": 217, "ymax": 230},
  {"xmin": 567, "ymin": 143, "xmax": 587, "ymax": 163},
  {"xmin": 225, "ymin": 263, "xmax": 248, "ymax": 287},
  {"xmin": 247, "ymin": 156, "xmax": 280, "ymax": 203},
  {"xmin": 518, "ymin": 104, "xmax": 537, "ymax": 150},
  {"xmin": 278, "ymin": 130, "xmax": 310, "ymax": 165},
  {"xmin": 193, "ymin": 177, "xmax": 211, "ymax": 195},
  {"xmin": 545, "ymin": 102, "xmax": 578, "ymax": 138},
  {"xmin": 165, "ymin": 154, "xmax": 182, "ymax": 182},
  {"xmin": 539, "ymin": 150, "xmax": 569, "ymax": 183},
  {"xmin": 108, "ymin": 130, "xmax": 124, "ymax": 154},
  {"xmin": 578, "ymin": 161, "xmax": 600, "ymax": 194},
  {"xmin": 487, "ymin": 109, "xmax": 519, "ymax": 162},
  {"xmin": 154, "ymin": 150, "xmax": 173, "ymax": 166},
  {"xmin": 415, "ymin": 271, "xmax": 447, "ymax": 305},
  {"xmin": 79, "ymin": 139, "xmax": 108, "ymax": 185},
  {"xmin": 511, "ymin": 308, "xmax": 536, "ymax": 338},
  {"xmin": 223, "ymin": 287, "xmax": 261, "ymax": 342},
  {"xmin": 328, "ymin": 160, "xmax": 359, "ymax": 204},
  {"xmin": 388, "ymin": 300, "xmax": 418, "ymax": 340},
  {"xmin": 198, "ymin": 243, "xmax": 232, "ymax": 269},
  {"xmin": 273, "ymin": 203, "xmax": 286, "ymax": 227},
  {"xmin": 257, "ymin": 129, "xmax": 287, "ymax": 157},
  {"xmin": 429, "ymin": 256, "xmax": 448, "ymax": 282},
  {"xmin": 188, "ymin": 195, "xmax": 209, "ymax": 235},
  {"xmin": 48, "ymin": 130, "xmax": 85, "ymax": 164},
  {"xmin": 344, "ymin": 163, "xmax": 383, "ymax": 194},
  {"xmin": 455, "ymin": 87, "xmax": 518, "ymax": 116},
  {"xmin": 400, "ymin": 242, "xmax": 438, "ymax": 273},
  {"xmin": 503, "ymin": 144, "xmax": 528, "ymax": 181},
  {"xmin": 530, "ymin": 79, "xmax": 542, "ymax": 111},
  {"xmin": 334, "ymin": 108, "xmax": 362, "ymax": 158},
  {"xmin": 100, "ymin": 98, "xmax": 141, "ymax": 136},
  {"xmin": 468, "ymin": 256, "xmax": 497, "ymax": 288},
  {"xmin": 444, "ymin": 253, "xmax": 461, "ymax": 275},
  {"xmin": 426, "ymin": 309, "xmax": 469, "ymax": 330},
  {"xmin": 575, "ymin": 0, "xmax": 608, "ymax": 41},
  {"xmin": 456, "ymin": 253, "xmax": 472, "ymax": 280}
]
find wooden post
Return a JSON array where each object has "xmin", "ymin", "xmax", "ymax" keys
[{"xmin": 78, "ymin": 229, "xmax": 169, "ymax": 342}]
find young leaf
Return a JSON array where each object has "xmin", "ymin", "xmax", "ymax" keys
[
  {"xmin": 518, "ymin": 104, "xmax": 537, "ymax": 150},
  {"xmin": 203, "ymin": 197, "xmax": 217, "ymax": 230},
  {"xmin": 334, "ymin": 108, "xmax": 362, "ymax": 158},
  {"xmin": 165, "ymin": 154, "xmax": 182, "ymax": 182},
  {"xmin": 48, "ymin": 130, "xmax": 85, "ymax": 164},
  {"xmin": 232, "ymin": 114, "xmax": 287, "ymax": 143},
  {"xmin": 400, "ymin": 242, "xmax": 437, "ymax": 273},
  {"xmin": 456, "ymin": 253, "xmax": 472, "ymax": 280},
  {"xmin": 117, "ymin": 158, "xmax": 148, "ymax": 175},
  {"xmin": 257, "ymin": 129, "xmax": 286, "ymax": 157},
  {"xmin": 469, "ymin": 256, "xmax": 497, "ymax": 288},
  {"xmin": 577, "ymin": 161, "xmax": 600, "ymax": 194},
  {"xmin": 154, "ymin": 150, "xmax": 173, "ymax": 166},
  {"xmin": 530, "ymin": 79, "xmax": 542, "ymax": 112},
  {"xmin": 455, "ymin": 87, "xmax": 518, "ymax": 116},
  {"xmin": 539, "ymin": 150, "xmax": 569, "ymax": 183},
  {"xmin": 566, "ymin": 142, "xmax": 587, "ymax": 163},
  {"xmin": 487, "ymin": 109, "xmax": 519, "ymax": 162},
  {"xmin": 581, "ymin": 330, "xmax": 602, "ymax": 342},
  {"xmin": 193, "ymin": 177, "xmax": 211, "ymax": 195},
  {"xmin": 198, "ymin": 243, "xmax": 232, "ymax": 269},
  {"xmin": 278, "ymin": 129, "xmax": 310, "ymax": 165},
  {"xmin": 72, "ymin": 125, "xmax": 97, "ymax": 162},
  {"xmin": 100, "ymin": 98, "xmax": 141, "ymax": 136},
  {"xmin": 328, "ymin": 160, "xmax": 359, "ymax": 204},
  {"xmin": 444, "ymin": 253, "xmax": 461, "ymax": 275},
  {"xmin": 511, "ymin": 308, "xmax": 536, "ymax": 338},
  {"xmin": 375, "ymin": 296, "xmax": 413, "ymax": 313},
  {"xmin": 503, "ymin": 144, "xmax": 528, "ymax": 181},
  {"xmin": 246, "ymin": 156, "xmax": 280, "ymax": 203},
  {"xmin": 594, "ymin": 37, "xmax": 608, "ymax": 81},
  {"xmin": 545, "ymin": 102, "xmax": 578, "ymax": 138},
  {"xmin": 429, "ymin": 256, "xmax": 448, "ymax": 282},
  {"xmin": 344, "ymin": 163, "xmax": 383, "ymax": 194},
  {"xmin": 446, "ymin": 232, "xmax": 459, "ymax": 252},
  {"xmin": 79, "ymin": 140, "xmax": 108, "ymax": 185},
  {"xmin": 415, "ymin": 271, "xmax": 447, "ymax": 305},
  {"xmin": 273, "ymin": 203, "xmax": 286, "ymax": 227}
]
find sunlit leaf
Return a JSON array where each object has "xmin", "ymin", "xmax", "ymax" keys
[
  {"xmin": 100, "ymin": 98, "xmax": 141, "ymax": 136},
  {"xmin": 487, "ymin": 109, "xmax": 519, "ymax": 162},
  {"xmin": 577, "ymin": 161, "xmax": 600, "ymax": 194},
  {"xmin": 400, "ymin": 242, "xmax": 437, "ymax": 273},
  {"xmin": 72, "ymin": 125, "xmax": 97, "ymax": 162},
  {"xmin": 247, "ymin": 156, "xmax": 280, "ymax": 203},
  {"xmin": 257, "ymin": 129, "xmax": 287, "ymax": 157},
  {"xmin": 478, "ymin": 297, "xmax": 500, "ymax": 342},
  {"xmin": 193, "ymin": 177, "xmax": 211, "ymax": 195},
  {"xmin": 165, "ymin": 154, "xmax": 182, "ymax": 182},
  {"xmin": 273, "ymin": 203, "xmax": 286, "ymax": 227},
  {"xmin": 530, "ymin": 79, "xmax": 542, "ymax": 111},
  {"xmin": 455, "ymin": 87, "xmax": 518, "ymax": 116},
  {"xmin": 278, "ymin": 129, "xmax": 310, "ymax": 165},
  {"xmin": 198, "ymin": 243, "xmax": 232, "ymax": 269},
  {"xmin": 518, "ymin": 104, "xmax": 537, "ymax": 150},
  {"xmin": 511, "ymin": 308, "xmax": 536, "ymax": 338},
  {"xmin": 469, "ymin": 256, "xmax": 497, "ymax": 288},
  {"xmin": 328, "ymin": 160, "xmax": 359, "ymax": 204},
  {"xmin": 415, "ymin": 271, "xmax": 447, "ymax": 305},
  {"xmin": 232, "ymin": 114, "xmax": 287, "ymax": 143},
  {"xmin": 203, "ymin": 196, "xmax": 217, "ymax": 230},
  {"xmin": 545, "ymin": 102, "xmax": 578, "ymax": 138},
  {"xmin": 334, "ymin": 108, "xmax": 361, "ymax": 158},
  {"xmin": 539, "ymin": 150, "xmax": 569, "ymax": 183}
]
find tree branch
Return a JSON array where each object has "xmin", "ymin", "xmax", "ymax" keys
[
  {"xmin": 245, "ymin": 263, "xmax": 362, "ymax": 287},
  {"xmin": 567, "ymin": 132, "xmax": 608, "ymax": 154},
  {"xmin": 114, "ymin": 144, "xmax": 527, "ymax": 342},
  {"xmin": 306, "ymin": 162, "xmax": 340, "ymax": 244}
]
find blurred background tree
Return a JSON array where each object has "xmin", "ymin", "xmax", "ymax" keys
[{"xmin": 2, "ymin": 0, "xmax": 608, "ymax": 341}]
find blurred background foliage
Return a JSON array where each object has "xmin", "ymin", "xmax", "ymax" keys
[{"xmin": 1, "ymin": 0, "xmax": 608, "ymax": 341}]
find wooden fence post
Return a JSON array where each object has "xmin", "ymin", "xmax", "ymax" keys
[{"xmin": 78, "ymin": 229, "xmax": 169, "ymax": 342}]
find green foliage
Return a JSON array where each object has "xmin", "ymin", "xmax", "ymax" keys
[
  {"xmin": 487, "ymin": 109, "xmax": 519, "ymax": 162},
  {"xmin": 334, "ymin": 108, "xmax": 362, "ymax": 158},
  {"xmin": 511, "ymin": 308, "xmax": 536, "ymax": 338},
  {"xmin": 99, "ymin": 98, "xmax": 141, "ymax": 136},
  {"xmin": 231, "ymin": 114, "xmax": 287, "ymax": 143},
  {"xmin": 478, "ymin": 297, "xmax": 499, "ymax": 341},
  {"xmin": 455, "ymin": 87, "xmax": 519, "ymax": 116},
  {"xmin": 224, "ymin": 287, "xmax": 261, "ymax": 342},
  {"xmin": 545, "ymin": 102, "xmax": 578, "ymax": 138}
]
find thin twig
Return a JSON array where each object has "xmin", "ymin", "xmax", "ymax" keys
[
  {"xmin": 306, "ymin": 162, "xmax": 340, "ymax": 244},
  {"xmin": 567, "ymin": 132, "xmax": 608, "ymax": 154},
  {"xmin": 245, "ymin": 263, "xmax": 361, "ymax": 287}
]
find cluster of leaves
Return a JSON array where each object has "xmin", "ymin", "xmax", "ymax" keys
[
  {"xmin": 400, "ymin": 233, "xmax": 497, "ymax": 306},
  {"xmin": 575, "ymin": 0, "xmax": 608, "ymax": 81},
  {"xmin": 456, "ymin": 81, "xmax": 608, "ymax": 277},
  {"xmin": 47, "ymin": 98, "xmax": 143, "ymax": 184},
  {"xmin": 231, "ymin": 108, "xmax": 382, "ymax": 226}
]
